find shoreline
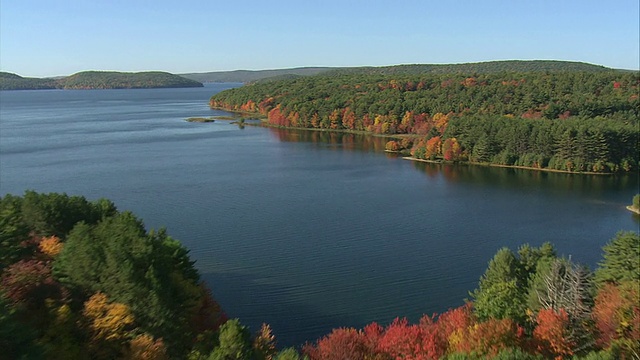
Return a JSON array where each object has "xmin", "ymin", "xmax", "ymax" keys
[
  {"xmin": 210, "ymin": 106, "xmax": 618, "ymax": 176},
  {"xmin": 402, "ymin": 156, "xmax": 614, "ymax": 175}
]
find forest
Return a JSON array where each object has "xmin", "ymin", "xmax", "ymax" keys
[
  {"xmin": 0, "ymin": 71, "xmax": 203, "ymax": 90},
  {"xmin": 1, "ymin": 192, "xmax": 638, "ymax": 359},
  {"xmin": 210, "ymin": 69, "xmax": 639, "ymax": 173}
]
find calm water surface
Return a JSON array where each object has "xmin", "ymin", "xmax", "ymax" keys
[{"xmin": 1, "ymin": 85, "xmax": 638, "ymax": 346}]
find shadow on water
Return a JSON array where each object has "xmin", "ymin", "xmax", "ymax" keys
[
  {"xmin": 200, "ymin": 272, "xmax": 367, "ymax": 348},
  {"xmin": 410, "ymin": 161, "xmax": 639, "ymax": 196}
]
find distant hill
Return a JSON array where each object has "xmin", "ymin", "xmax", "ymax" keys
[
  {"xmin": 322, "ymin": 60, "xmax": 613, "ymax": 76},
  {"xmin": 180, "ymin": 67, "xmax": 334, "ymax": 83},
  {"xmin": 182, "ymin": 60, "xmax": 617, "ymax": 83},
  {"xmin": 0, "ymin": 72, "xmax": 58, "ymax": 90},
  {"xmin": 0, "ymin": 71, "xmax": 203, "ymax": 90}
]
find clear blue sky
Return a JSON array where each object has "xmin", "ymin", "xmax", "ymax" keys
[{"xmin": 1, "ymin": 0, "xmax": 638, "ymax": 77}]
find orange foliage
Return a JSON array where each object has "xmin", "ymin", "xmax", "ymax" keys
[
  {"xmin": 126, "ymin": 334, "xmax": 168, "ymax": 360},
  {"xmin": 425, "ymin": 136, "xmax": 442, "ymax": 159},
  {"xmin": 253, "ymin": 323, "xmax": 277, "ymax": 360},
  {"xmin": 341, "ymin": 108, "xmax": 356, "ymax": 130},
  {"xmin": 268, "ymin": 105, "xmax": 288, "ymax": 127},
  {"xmin": 592, "ymin": 282, "xmax": 640, "ymax": 349},
  {"xmin": 533, "ymin": 308, "xmax": 573, "ymax": 359},
  {"xmin": 39, "ymin": 235, "xmax": 63, "ymax": 257}
]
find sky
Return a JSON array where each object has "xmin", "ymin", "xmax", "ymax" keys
[{"xmin": 1, "ymin": 0, "xmax": 638, "ymax": 77}]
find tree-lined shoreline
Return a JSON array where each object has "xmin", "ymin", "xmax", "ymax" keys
[{"xmin": 210, "ymin": 65, "xmax": 639, "ymax": 175}]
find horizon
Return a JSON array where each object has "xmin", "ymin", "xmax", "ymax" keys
[
  {"xmin": 1, "ymin": 1, "xmax": 639, "ymax": 77},
  {"xmin": 2, "ymin": 59, "xmax": 637, "ymax": 79}
]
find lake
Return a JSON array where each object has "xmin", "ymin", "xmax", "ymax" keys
[{"xmin": 1, "ymin": 84, "xmax": 637, "ymax": 347}]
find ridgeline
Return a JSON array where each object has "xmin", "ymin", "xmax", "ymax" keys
[
  {"xmin": 0, "ymin": 71, "xmax": 203, "ymax": 90},
  {"xmin": 182, "ymin": 60, "xmax": 619, "ymax": 84}
]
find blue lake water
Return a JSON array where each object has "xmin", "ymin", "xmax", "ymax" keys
[{"xmin": 1, "ymin": 84, "xmax": 637, "ymax": 346}]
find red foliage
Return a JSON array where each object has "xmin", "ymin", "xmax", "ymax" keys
[
  {"xmin": 437, "ymin": 303, "xmax": 475, "ymax": 339},
  {"xmin": 442, "ymin": 138, "xmax": 461, "ymax": 161},
  {"xmin": 0, "ymin": 259, "xmax": 61, "ymax": 306},
  {"xmin": 377, "ymin": 317, "xmax": 447, "ymax": 360},
  {"xmin": 303, "ymin": 327, "xmax": 376, "ymax": 360},
  {"xmin": 533, "ymin": 308, "xmax": 573, "ymax": 359},
  {"xmin": 189, "ymin": 283, "xmax": 227, "ymax": 334}
]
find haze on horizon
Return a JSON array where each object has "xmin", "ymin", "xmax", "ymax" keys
[{"xmin": 1, "ymin": 0, "xmax": 638, "ymax": 78}]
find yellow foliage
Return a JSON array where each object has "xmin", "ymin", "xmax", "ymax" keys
[
  {"xmin": 83, "ymin": 292, "xmax": 135, "ymax": 342},
  {"xmin": 39, "ymin": 235, "xmax": 63, "ymax": 257},
  {"xmin": 447, "ymin": 328, "xmax": 465, "ymax": 351}
]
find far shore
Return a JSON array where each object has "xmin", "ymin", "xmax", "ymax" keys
[{"xmin": 209, "ymin": 106, "xmax": 618, "ymax": 176}]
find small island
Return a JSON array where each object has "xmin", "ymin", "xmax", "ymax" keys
[
  {"xmin": 627, "ymin": 194, "xmax": 640, "ymax": 215},
  {"xmin": 0, "ymin": 70, "xmax": 203, "ymax": 90},
  {"xmin": 186, "ymin": 117, "xmax": 216, "ymax": 123}
]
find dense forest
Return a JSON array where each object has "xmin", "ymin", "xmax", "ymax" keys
[
  {"xmin": 0, "ymin": 72, "xmax": 58, "ymax": 90},
  {"xmin": 1, "ymin": 192, "xmax": 638, "ymax": 359},
  {"xmin": 0, "ymin": 71, "xmax": 203, "ymax": 90},
  {"xmin": 181, "ymin": 60, "xmax": 614, "ymax": 84},
  {"xmin": 210, "ymin": 68, "xmax": 639, "ymax": 173}
]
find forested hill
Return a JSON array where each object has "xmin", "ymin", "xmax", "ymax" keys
[
  {"xmin": 180, "ymin": 67, "xmax": 333, "ymax": 83},
  {"xmin": 322, "ymin": 60, "xmax": 612, "ymax": 76},
  {"xmin": 182, "ymin": 60, "xmax": 617, "ymax": 83},
  {"xmin": 211, "ymin": 70, "xmax": 639, "ymax": 173},
  {"xmin": 0, "ymin": 72, "xmax": 58, "ymax": 90},
  {"xmin": 0, "ymin": 71, "xmax": 203, "ymax": 90}
]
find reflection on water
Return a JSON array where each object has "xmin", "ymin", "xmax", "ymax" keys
[{"xmin": 268, "ymin": 127, "xmax": 389, "ymax": 152}]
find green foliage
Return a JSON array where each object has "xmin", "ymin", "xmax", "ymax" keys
[
  {"xmin": 274, "ymin": 348, "xmax": 304, "ymax": 360},
  {"xmin": 0, "ymin": 292, "xmax": 43, "ymax": 359},
  {"xmin": 0, "ymin": 71, "xmax": 203, "ymax": 90},
  {"xmin": 472, "ymin": 244, "xmax": 559, "ymax": 323},
  {"xmin": 633, "ymin": 194, "xmax": 640, "ymax": 209},
  {"xmin": 595, "ymin": 231, "xmax": 640, "ymax": 285},
  {"xmin": 0, "ymin": 72, "xmax": 57, "ymax": 90},
  {"xmin": 0, "ymin": 194, "xmax": 31, "ymax": 270},
  {"xmin": 207, "ymin": 319, "xmax": 253, "ymax": 360},
  {"xmin": 53, "ymin": 212, "xmax": 204, "ymax": 356},
  {"xmin": 212, "ymin": 69, "xmax": 639, "ymax": 173},
  {"xmin": 472, "ymin": 248, "xmax": 525, "ymax": 321},
  {"xmin": 59, "ymin": 71, "xmax": 204, "ymax": 89}
]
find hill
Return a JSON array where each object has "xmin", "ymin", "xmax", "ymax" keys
[
  {"xmin": 323, "ymin": 60, "xmax": 612, "ymax": 76},
  {"xmin": 180, "ymin": 67, "xmax": 334, "ymax": 83},
  {"xmin": 182, "ymin": 60, "xmax": 617, "ymax": 83},
  {"xmin": 0, "ymin": 71, "xmax": 203, "ymax": 90},
  {"xmin": 0, "ymin": 72, "xmax": 58, "ymax": 90},
  {"xmin": 210, "ymin": 68, "xmax": 639, "ymax": 173}
]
